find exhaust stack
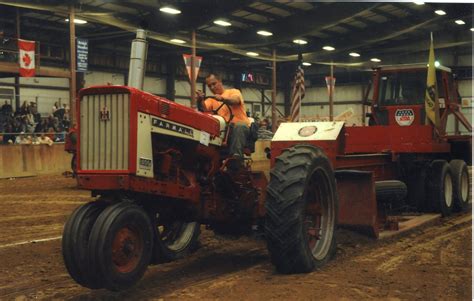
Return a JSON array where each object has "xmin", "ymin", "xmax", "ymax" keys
[{"xmin": 128, "ymin": 29, "xmax": 148, "ymax": 90}]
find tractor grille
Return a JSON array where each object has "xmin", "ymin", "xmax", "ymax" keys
[{"xmin": 80, "ymin": 93, "xmax": 130, "ymax": 170}]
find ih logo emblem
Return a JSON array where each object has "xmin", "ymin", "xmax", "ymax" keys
[
  {"xmin": 395, "ymin": 109, "xmax": 415, "ymax": 126},
  {"xmin": 100, "ymin": 106, "xmax": 110, "ymax": 121}
]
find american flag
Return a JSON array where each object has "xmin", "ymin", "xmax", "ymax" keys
[{"xmin": 290, "ymin": 57, "xmax": 305, "ymax": 122}]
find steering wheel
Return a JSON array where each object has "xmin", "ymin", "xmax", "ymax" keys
[{"xmin": 198, "ymin": 95, "xmax": 234, "ymax": 124}]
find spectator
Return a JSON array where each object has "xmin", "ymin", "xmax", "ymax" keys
[
  {"xmin": 38, "ymin": 133, "xmax": 53, "ymax": 146},
  {"xmin": 52, "ymin": 102, "xmax": 59, "ymax": 115},
  {"xmin": 2, "ymin": 124, "xmax": 15, "ymax": 144},
  {"xmin": 1, "ymin": 100, "xmax": 12, "ymax": 115},
  {"xmin": 18, "ymin": 101, "xmax": 29, "ymax": 116},
  {"xmin": 54, "ymin": 104, "xmax": 65, "ymax": 120}
]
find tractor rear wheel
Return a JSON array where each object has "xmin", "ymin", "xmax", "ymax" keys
[
  {"xmin": 88, "ymin": 202, "xmax": 153, "ymax": 291},
  {"xmin": 427, "ymin": 160, "xmax": 453, "ymax": 217},
  {"xmin": 62, "ymin": 201, "xmax": 107, "ymax": 289},
  {"xmin": 265, "ymin": 145, "xmax": 338, "ymax": 274},
  {"xmin": 450, "ymin": 160, "xmax": 470, "ymax": 212},
  {"xmin": 156, "ymin": 220, "xmax": 200, "ymax": 262}
]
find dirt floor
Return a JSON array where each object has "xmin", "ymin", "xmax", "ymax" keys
[{"xmin": 0, "ymin": 175, "xmax": 471, "ymax": 300}]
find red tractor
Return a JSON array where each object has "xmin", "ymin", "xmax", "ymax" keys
[{"xmin": 63, "ymin": 64, "xmax": 471, "ymax": 291}]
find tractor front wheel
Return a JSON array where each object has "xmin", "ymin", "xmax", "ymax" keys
[
  {"xmin": 88, "ymin": 202, "xmax": 154, "ymax": 291},
  {"xmin": 156, "ymin": 220, "xmax": 200, "ymax": 262},
  {"xmin": 265, "ymin": 145, "xmax": 338, "ymax": 273},
  {"xmin": 62, "ymin": 201, "xmax": 107, "ymax": 289}
]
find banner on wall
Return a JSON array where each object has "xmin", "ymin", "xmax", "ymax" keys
[
  {"xmin": 325, "ymin": 76, "xmax": 336, "ymax": 95},
  {"xmin": 18, "ymin": 39, "xmax": 35, "ymax": 77},
  {"xmin": 77, "ymin": 38, "xmax": 88, "ymax": 72},
  {"xmin": 182, "ymin": 54, "xmax": 202, "ymax": 82}
]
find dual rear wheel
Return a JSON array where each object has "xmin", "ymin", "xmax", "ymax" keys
[{"xmin": 408, "ymin": 159, "xmax": 470, "ymax": 217}]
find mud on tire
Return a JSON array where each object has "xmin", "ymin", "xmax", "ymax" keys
[{"xmin": 265, "ymin": 145, "xmax": 338, "ymax": 274}]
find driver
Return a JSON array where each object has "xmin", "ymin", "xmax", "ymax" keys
[{"xmin": 197, "ymin": 73, "xmax": 250, "ymax": 161}]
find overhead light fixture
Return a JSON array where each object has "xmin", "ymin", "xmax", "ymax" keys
[
  {"xmin": 370, "ymin": 58, "xmax": 381, "ymax": 62},
  {"xmin": 413, "ymin": 1, "xmax": 424, "ymax": 5},
  {"xmin": 160, "ymin": 6, "xmax": 181, "ymax": 14},
  {"xmin": 213, "ymin": 20, "xmax": 231, "ymax": 27},
  {"xmin": 434, "ymin": 10, "xmax": 446, "ymax": 15},
  {"xmin": 246, "ymin": 52, "xmax": 259, "ymax": 57},
  {"xmin": 455, "ymin": 20, "xmax": 465, "ymax": 25},
  {"xmin": 322, "ymin": 46, "xmax": 335, "ymax": 51},
  {"xmin": 434, "ymin": 60, "xmax": 440, "ymax": 67},
  {"xmin": 302, "ymin": 62, "xmax": 312, "ymax": 66},
  {"xmin": 471, "ymin": 28, "xmax": 474, "ymax": 32},
  {"xmin": 349, "ymin": 52, "xmax": 360, "ymax": 57},
  {"xmin": 293, "ymin": 39, "xmax": 307, "ymax": 45},
  {"xmin": 257, "ymin": 30, "xmax": 273, "ymax": 36},
  {"xmin": 170, "ymin": 39, "xmax": 185, "ymax": 44},
  {"xmin": 65, "ymin": 18, "xmax": 87, "ymax": 24}
]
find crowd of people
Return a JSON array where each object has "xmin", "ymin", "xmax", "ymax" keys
[{"xmin": 0, "ymin": 100, "xmax": 71, "ymax": 145}]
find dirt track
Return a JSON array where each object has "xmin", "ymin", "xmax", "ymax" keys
[{"xmin": 0, "ymin": 175, "xmax": 471, "ymax": 300}]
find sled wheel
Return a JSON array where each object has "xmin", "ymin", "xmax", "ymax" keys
[
  {"xmin": 427, "ymin": 160, "xmax": 453, "ymax": 217},
  {"xmin": 265, "ymin": 144, "xmax": 337, "ymax": 274},
  {"xmin": 450, "ymin": 160, "xmax": 470, "ymax": 212},
  {"xmin": 88, "ymin": 202, "xmax": 153, "ymax": 291},
  {"xmin": 62, "ymin": 201, "xmax": 107, "ymax": 289}
]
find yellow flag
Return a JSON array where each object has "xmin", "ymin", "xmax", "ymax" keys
[{"xmin": 425, "ymin": 34, "xmax": 439, "ymax": 127}]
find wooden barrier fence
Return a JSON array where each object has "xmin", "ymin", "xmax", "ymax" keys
[
  {"xmin": 0, "ymin": 140, "xmax": 272, "ymax": 179},
  {"xmin": 0, "ymin": 144, "xmax": 72, "ymax": 178}
]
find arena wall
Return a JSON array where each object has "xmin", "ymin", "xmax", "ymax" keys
[{"xmin": 0, "ymin": 144, "xmax": 72, "ymax": 178}]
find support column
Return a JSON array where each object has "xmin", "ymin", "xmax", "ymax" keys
[
  {"xmin": 329, "ymin": 63, "xmax": 334, "ymax": 121},
  {"xmin": 15, "ymin": 8, "xmax": 20, "ymax": 110},
  {"xmin": 69, "ymin": 5, "xmax": 77, "ymax": 124},
  {"xmin": 190, "ymin": 30, "xmax": 196, "ymax": 109},
  {"xmin": 271, "ymin": 49, "xmax": 277, "ymax": 133}
]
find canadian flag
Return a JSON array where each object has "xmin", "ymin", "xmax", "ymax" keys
[{"xmin": 18, "ymin": 39, "xmax": 35, "ymax": 77}]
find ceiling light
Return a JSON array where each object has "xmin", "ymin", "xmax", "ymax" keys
[
  {"xmin": 302, "ymin": 62, "xmax": 312, "ymax": 66},
  {"xmin": 349, "ymin": 52, "xmax": 360, "ymax": 57},
  {"xmin": 471, "ymin": 28, "xmax": 474, "ymax": 32},
  {"xmin": 413, "ymin": 1, "xmax": 424, "ymax": 5},
  {"xmin": 434, "ymin": 60, "xmax": 440, "ymax": 67},
  {"xmin": 246, "ymin": 52, "xmax": 259, "ymax": 57},
  {"xmin": 293, "ymin": 39, "xmax": 307, "ymax": 45},
  {"xmin": 370, "ymin": 58, "xmax": 381, "ymax": 62},
  {"xmin": 170, "ymin": 39, "xmax": 185, "ymax": 44},
  {"xmin": 65, "ymin": 18, "xmax": 87, "ymax": 24},
  {"xmin": 322, "ymin": 46, "xmax": 335, "ymax": 51},
  {"xmin": 213, "ymin": 20, "xmax": 231, "ymax": 27},
  {"xmin": 434, "ymin": 10, "xmax": 446, "ymax": 15},
  {"xmin": 160, "ymin": 6, "xmax": 181, "ymax": 14},
  {"xmin": 257, "ymin": 30, "xmax": 273, "ymax": 36},
  {"xmin": 455, "ymin": 20, "xmax": 465, "ymax": 25}
]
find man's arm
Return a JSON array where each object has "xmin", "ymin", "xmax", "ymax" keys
[{"xmin": 214, "ymin": 89, "xmax": 242, "ymax": 105}]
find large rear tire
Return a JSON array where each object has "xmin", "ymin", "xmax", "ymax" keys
[
  {"xmin": 450, "ymin": 160, "xmax": 470, "ymax": 212},
  {"xmin": 427, "ymin": 160, "xmax": 453, "ymax": 217},
  {"xmin": 88, "ymin": 202, "xmax": 154, "ymax": 291},
  {"xmin": 62, "ymin": 201, "xmax": 107, "ymax": 289},
  {"xmin": 265, "ymin": 145, "xmax": 338, "ymax": 274}
]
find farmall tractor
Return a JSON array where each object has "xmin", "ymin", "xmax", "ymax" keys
[{"xmin": 62, "ymin": 63, "xmax": 471, "ymax": 291}]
